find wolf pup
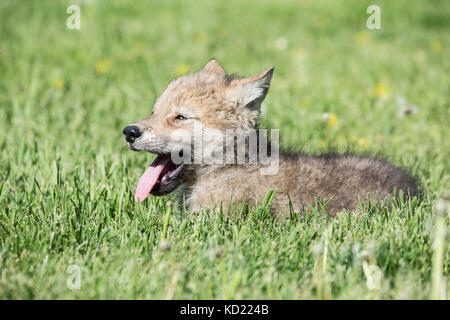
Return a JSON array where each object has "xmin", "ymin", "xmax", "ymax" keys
[{"xmin": 123, "ymin": 59, "xmax": 419, "ymax": 217}]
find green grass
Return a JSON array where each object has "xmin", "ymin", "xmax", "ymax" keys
[{"xmin": 0, "ymin": 0, "xmax": 449, "ymax": 299}]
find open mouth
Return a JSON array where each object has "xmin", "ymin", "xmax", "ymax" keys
[{"xmin": 134, "ymin": 154, "xmax": 185, "ymax": 202}]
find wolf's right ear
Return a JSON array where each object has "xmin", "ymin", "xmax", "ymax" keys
[
  {"xmin": 239, "ymin": 67, "xmax": 274, "ymax": 110},
  {"xmin": 201, "ymin": 58, "xmax": 226, "ymax": 76}
]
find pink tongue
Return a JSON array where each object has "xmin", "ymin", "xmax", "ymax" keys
[{"xmin": 135, "ymin": 156, "xmax": 171, "ymax": 202}]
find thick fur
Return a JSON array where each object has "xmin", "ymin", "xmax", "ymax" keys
[
  {"xmin": 125, "ymin": 59, "xmax": 419, "ymax": 217},
  {"xmin": 180, "ymin": 152, "xmax": 419, "ymax": 217}
]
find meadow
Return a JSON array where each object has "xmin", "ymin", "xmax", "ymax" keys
[{"xmin": 0, "ymin": 0, "xmax": 449, "ymax": 299}]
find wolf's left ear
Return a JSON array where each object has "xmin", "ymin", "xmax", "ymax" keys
[
  {"xmin": 201, "ymin": 58, "xmax": 226, "ymax": 76},
  {"xmin": 240, "ymin": 67, "xmax": 274, "ymax": 110}
]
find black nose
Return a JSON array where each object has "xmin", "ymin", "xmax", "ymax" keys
[{"xmin": 123, "ymin": 125, "xmax": 142, "ymax": 143}]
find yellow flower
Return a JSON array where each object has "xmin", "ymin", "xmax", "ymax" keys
[
  {"xmin": 297, "ymin": 96, "xmax": 311, "ymax": 109},
  {"xmin": 375, "ymin": 83, "xmax": 389, "ymax": 98},
  {"xmin": 355, "ymin": 31, "xmax": 371, "ymax": 45},
  {"xmin": 291, "ymin": 47, "xmax": 308, "ymax": 61},
  {"xmin": 96, "ymin": 58, "xmax": 111, "ymax": 74},
  {"xmin": 431, "ymin": 40, "xmax": 443, "ymax": 53},
  {"xmin": 53, "ymin": 78, "xmax": 63, "ymax": 89},
  {"xmin": 318, "ymin": 139, "xmax": 326, "ymax": 149},
  {"xmin": 328, "ymin": 113, "xmax": 338, "ymax": 127},
  {"xmin": 194, "ymin": 32, "xmax": 208, "ymax": 44},
  {"xmin": 132, "ymin": 42, "xmax": 144, "ymax": 54},
  {"xmin": 313, "ymin": 14, "xmax": 328, "ymax": 28},
  {"xmin": 322, "ymin": 112, "xmax": 338, "ymax": 128},
  {"xmin": 358, "ymin": 137, "xmax": 369, "ymax": 148},
  {"xmin": 175, "ymin": 64, "xmax": 190, "ymax": 76}
]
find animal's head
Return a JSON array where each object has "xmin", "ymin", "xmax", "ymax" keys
[{"xmin": 123, "ymin": 59, "xmax": 274, "ymax": 201}]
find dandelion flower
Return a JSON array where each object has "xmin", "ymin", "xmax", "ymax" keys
[
  {"xmin": 375, "ymin": 83, "xmax": 389, "ymax": 98},
  {"xmin": 431, "ymin": 40, "xmax": 443, "ymax": 53},
  {"xmin": 355, "ymin": 31, "xmax": 371, "ymax": 45},
  {"xmin": 132, "ymin": 42, "xmax": 144, "ymax": 54},
  {"xmin": 194, "ymin": 32, "xmax": 208, "ymax": 45},
  {"xmin": 358, "ymin": 137, "xmax": 369, "ymax": 148},
  {"xmin": 53, "ymin": 78, "xmax": 63, "ymax": 89},
  {"xmin": 317, "ymin": 140, "xmax": 326, "ymax": 149},
  {"xmin": 328, "ymin": 114, "xmax": 338, "ymax": 127},
  {"xmin": 96, "ymin": 58, "xmax": 111, "ymax": 74},
  {"xmin": 297, "ymin": 96, "xmax": 311, "ymax": 109},
  {"xmin": 322, "ymin": 112, "xmax": 338, "ymax": 127},
  {"xmin": 175, "ymin": 64, "xmax": 190, "ymax": 76},
  {"xmin": 291, "ymin": 47, "xmax": 307, "ymax": 61},
  {"xmin": 313, "ymin": 14, "xmax": 328, "ymax": 28}
]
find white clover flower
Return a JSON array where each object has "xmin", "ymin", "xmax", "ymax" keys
[{"xmin": 274, "ymin": 37, "xmax": 288, "ymax": 51}]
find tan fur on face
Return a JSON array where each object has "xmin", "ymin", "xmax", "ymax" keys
[
  {"xmin": 130, "ymin": 59, "xmax": 274, "ymax": 157},
  {"xmin": 149, "ymin": 59, "xmax": 272, "ymax": 131}
]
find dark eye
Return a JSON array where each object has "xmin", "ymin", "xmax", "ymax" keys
[{"xmin": 175, "ymin": 115, "xmax": 187, "ymax": 120}]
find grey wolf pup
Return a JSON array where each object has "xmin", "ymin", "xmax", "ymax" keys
[{"xmin": 123, "ymin": 59, "xmax": 419, "ymax": 217}]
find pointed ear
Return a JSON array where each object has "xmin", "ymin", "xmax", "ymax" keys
[
  {"xmin": 240, "ymin": 67, "xmax": 274, "ymax": 109},
  {"xmin": 201, "ymin": 58, "xmax": 226, "ymax": 76}
]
